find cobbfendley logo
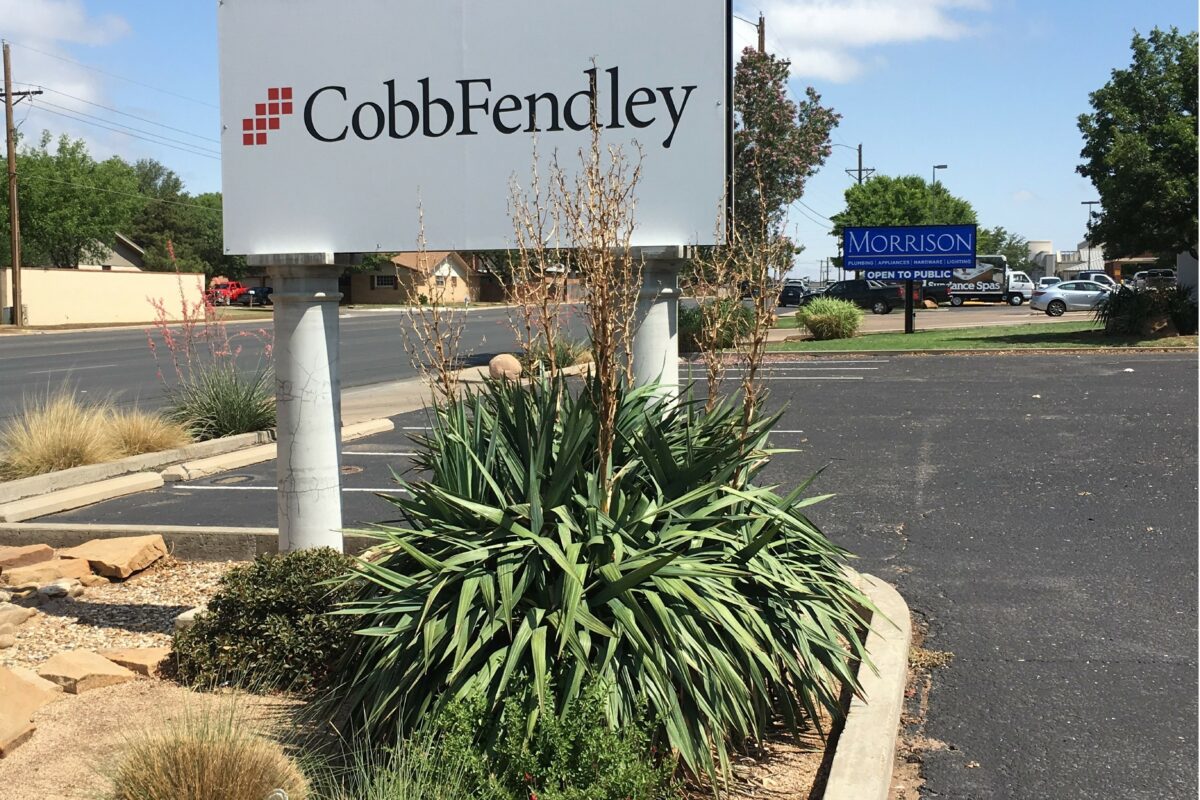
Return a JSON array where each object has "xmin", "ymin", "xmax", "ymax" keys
[{"xmin": 243, "ymin": 67, "xmax": 696, "ymax": 149}]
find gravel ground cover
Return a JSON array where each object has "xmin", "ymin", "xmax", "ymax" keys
[{"xmin": 1, "ymin": 556, "xmax": 240, "ymax": 669}]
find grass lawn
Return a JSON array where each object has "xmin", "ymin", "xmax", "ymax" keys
[
  {"xmin": 775, "ymin": 314, "xmax": 801, "ymax": 329},
  {"xmin": 768, "ymin": 321, "xmax": 1198, "ymax": 352}
]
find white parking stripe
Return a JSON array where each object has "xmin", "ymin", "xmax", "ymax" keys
[
  {"xmin": 721, "ymin": 367, "xmax": 879, "ymax": 371},
  {"xmin": 756, "ymin": 376, "xmax": 865, "ymax": 380},
  {"xmin": 173, "ymin": 485, "xmax": 411, "ymax": 493},
  {"xmin": 342, "ymin": 452, "xmax": 420, "ymax": 457}
]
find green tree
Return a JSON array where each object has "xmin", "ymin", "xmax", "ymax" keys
[
  {"xmin": 1077, "ymin": 27, "xmax": 1198, "ymax": 258},
  {"xmin": 734, "ymin": 47, "xmax": 839, "ymax": 238},
  {"xmin": 977, "ymin": 226, "xmax": 1031, "ymax": 270},
  {"xmin": 2, "ymin": 132, "xmax": 143, "ymax": 268},
  {"xmin": 831, "ymin": 174, "xmax": 977, "ymax": 233}
]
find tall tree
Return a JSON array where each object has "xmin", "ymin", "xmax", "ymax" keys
[
  {"xmin": 830, "ymin": 175, "xmax": 977, "ymax": 233},
  {"xmin": 3, "ymin": 132, "xmax": 143, "ymax": 268},
  {"xmin": 734, "ymin": 47, "xmax": 839, "ymax": 238},
  {"xmin": 1077, "ymin": 27, "xmax": 1198, "ymax": 258}
]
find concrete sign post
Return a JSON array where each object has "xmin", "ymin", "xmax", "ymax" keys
[
  {"xmin": 249, "ymin": 254, "xmax": 345, "ymax": 552},
  {"xmin": 631, "ymin": 246, "xmax": 686, "ymax": 400}
]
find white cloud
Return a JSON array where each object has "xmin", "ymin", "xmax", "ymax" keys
[
  {"xmin": 0, "ymin": 1, "xmax": 137, "ymax": 155},
  {"xmin": 1, "ymin": 0, "xmax": 129, "ymax": 46},
  {"xmin": 1012, "ymin": 189, "xmax": 1036, "ymax": 203},
  {"xmin": 737, "ymin": 0, "xmax": 988, "ymax": 83}
]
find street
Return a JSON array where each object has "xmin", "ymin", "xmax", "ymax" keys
[
  {"xmin": 39, "ymin": 352, "xmax": 1199, "ymax": 798},
  {"xmin": 0, "ymin": 305, "xmax": 588, "ymax": 420}
]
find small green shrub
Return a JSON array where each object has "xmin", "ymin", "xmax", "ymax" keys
[
  {"xmin": 797, "ymin": 297, "xmax": 863, "ymax": 340},
  {"xmin": 167, "ymin": 363, "xmax": 275, "ymax": 441},
  {"xmin": 1166, "ymin": 285, "xmax": 1198, "ymax": 335},
  {"xmin": 678, "ymin": 299, "xmax": 754, "ymax": 353},
  {"xmin": 318, "ymin": 732, "xmax": 483, "ymax": 800},
  {"xmin": 172, "ymin": 548, "xmax": 356, "ymax": 693},
  {"xmin": 429, "ymin": 683, "xmax": 676, "ymax": 800},
  {"xmin": 1092, "ymin": 286, "xmax": 1197, "ymax": 336},
  {"xmin": 521, "ymin": 339, "xmax": 593, "ymax": 372}
]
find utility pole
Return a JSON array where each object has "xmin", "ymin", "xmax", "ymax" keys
[
  {"xmin": 843, "ymin": 143, "xmax": 874, "ymax": 185},
  {"xmin": 2, "ymin": 42, "xmax": 41, "ymax": 327},
  {"xmin": 757, "ymin": 14, "xmax": 765, "ymax": 54}
]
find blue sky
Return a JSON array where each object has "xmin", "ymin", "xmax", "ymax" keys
[{"xmin": 2, "ymin": 0, "xmax": 1195, "ymax": 278}]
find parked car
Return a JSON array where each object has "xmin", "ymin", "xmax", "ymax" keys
[
  {"xmin": 1037, "ymin": 276, "xmax": 1062, "ymax": 289},
  {"xmin": 1074, "ymin": 271, "xmax": 1118, "ymax": 290},
  {"xmin": 778, "ymin": 284, "xmax": 819, "ymax": 307},
  {"xmin": 1133, "ymin": 269, "xmax": 1176, "ymax": 290},
  {"xmin": 206, "ymin": 280, "xmax": 250, "ymax": 305},
  {"xmin": 805, "ymin": 279, "xmax": 907, "ymax": 314},
  {"xmin": 234, "ymin": 286, "xmax": 273, "ymax": 306},
  {"xmin": 1030, "ymin": 280, "xmax": 1111, "ymax": 316}
]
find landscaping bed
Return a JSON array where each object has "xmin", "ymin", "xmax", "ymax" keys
[{"xmin": 768, "ymin": 321, "xmax": 1197, "ymax": 351}]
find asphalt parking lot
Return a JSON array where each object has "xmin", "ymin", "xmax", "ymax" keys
[{"xmin": 39, "ymin": 352, "xmax": 1199, "ymax": 799}]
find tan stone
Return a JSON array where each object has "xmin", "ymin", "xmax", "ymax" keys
[
  {"xmin": 7, "ymin": 666, "xmax": 63, "ymax": 696},
  {"xmin": 1, "ymin": 557, "xmax": 91, "ymax": 587},
  {"xmin": 0, "ymin": 544, "xmax": 54, "ymax": 572},
  {"xmin": 0, "ymin": 634, "xmax": 14, "ymax": 649},
  {"xmin": 0, "ymin": 603, "xmax": 35, "ymax": 628},
  {"xmin": 59, "ymin": 535, "xmax": 167, "ymax": 579},
  {"xmin": 922, "ymin": 299, "xmax": 940, "ymax": 309},
  {"xmin": 0, "ymin": 720, "xmax": 34, "ymax": 757},
  {"xmin": 79, "ymin": 574, "xmax": 110, "ymax": 588},
  {"xmin": 36, "ymin": 651, "xmax": 136, "ymax": 694},
  {"xmin": 97, "ymin": 647, "xmax": 171, "ymax": 678},
  {"xmin": 488, "ymin": 353, "xmax": 523, "ymax": 380},
  {"xmin": 0, "ymin": 664, "xmax": 61, "ymax": 758}
]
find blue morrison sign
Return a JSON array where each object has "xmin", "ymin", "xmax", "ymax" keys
[{"xmin": 843, "ymin": 224, "xmax": 977, "ymax": 280}]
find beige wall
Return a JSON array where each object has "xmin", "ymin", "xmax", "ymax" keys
[
  {"xmin": 348, "ymin": 265, "xmax": 479, "ymax": 305},
  {"xmin": 0, "ymin": 268, "xmax": 205, "ymax": 326}
]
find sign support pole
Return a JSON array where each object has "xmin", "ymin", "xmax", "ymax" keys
[
  {"xmin": 904, "ymin": 278, "xmax": 915, "ymax": 334},
  {"xmin": 630, "ymin": 245, "xmax": 684, "ymax": 404},
  {"xmin": 250, "ymin": 253, "xmax": 345, "ymax": 553}
]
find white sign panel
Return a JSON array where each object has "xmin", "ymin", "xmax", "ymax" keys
[{"xmin": 219, "ymin": 0, "xmax": 730, "ymax": 255}]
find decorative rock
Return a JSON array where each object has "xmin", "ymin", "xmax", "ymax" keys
[
  {"xmin": 922, "ymin": 299, "xmax": 940, "ymax": 309},
  {"xmin": 0, "ymin": 590, "xmax": 9, "ymax": 603},
  {"xmin": 174, "ymin": 606, "xmax": 207, "ymax": 631},
  {"xmin": 0, "ymin": 623, "xmax": 14, "ymax": 637},
  {"xmin": 0, "ymin": 634, "xmax": 13, "ymax": 649},
  {"xmin": 0, "ymin": 665, "xmax": 61, "ymax": 757},
  {"xmin": 59, "ymin": 535, "xmax": 167, "ymax": 579},
  {"xmin": 0, "ymin": 544, "xmax": 55, "ymax": 572},
  {"xmin": 8, "ymin": 666, "xmax": 63, "ymax": 696},
  {"xmin": 98, "ymin": 646, "xmax": 172, "ymax": 677},
  {"xmin": 2, "ymin": 557, "xmax": 91, "ymax": 587},
  {"xmin": 488, "ymin": 353, "xmax": 523, "ymax": 380},
  {"xmin": 79, "ymin": 574, "xmax": 110, "ymax": 588},
  {"xmin": 0, "ymin": 603, "xmax": 35, "ymax": 628},
  {"xmin": 37, "ymin": 578, "xmax": 83, "ymax": 600},
  {"xmin": 36, "ymin": 651, "xmax": 136, "ymax": 694}
]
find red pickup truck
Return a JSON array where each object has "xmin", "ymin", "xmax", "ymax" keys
[{"xmin": 206, "ymin": 281, "xmax": 249, "ymax": 305}]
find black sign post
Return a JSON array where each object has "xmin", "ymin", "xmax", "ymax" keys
[{"xmin": 905, "ymin": 279, "xmax": 915, "ymax": 334}]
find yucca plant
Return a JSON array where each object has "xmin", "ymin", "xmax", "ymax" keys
[
  {"xmin": 331, "ymin": 375, "xmax": 872, "ymax": 780},
  {"xmin": 167, "ymin": 362, "xmax": 275, "ymax": 441}
]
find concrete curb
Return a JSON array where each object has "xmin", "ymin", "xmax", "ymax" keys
[
  {"xmin": 0, "ymin": 523, "xmax": 379, "ymax": 561},
  {"xmin": 0, "ymin": 431, "xmax": 273, "ymax": 505},
  {"xmin": 162, "ymin": 418, "xmax": 396, "ymax": 482},
  {"xmin": 0, "ymin": 474, "xmax": 165, "ymax": 523},
  {"xmin": 823, "ymin": 572, "xmax": 912, "ymax": 800}
]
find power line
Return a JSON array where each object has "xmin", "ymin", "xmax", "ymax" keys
[
  {"xmin": 16, "ymin": 82, "xmax": 218, "ymax": 143},
  {"xmin": 796, "ymin": 199, "xmax": 833, "ymax": 222},
  {"xmin": 19, "ymin": 173, "xmax": 222, "ymax": 212},
  {"xmin": 27, "ymin": 103, "xmax": 220, "ymax": 160},
  {"xmin": 5, "ymin": 40, "xmax": 218, "ymax": 109},
  {"xmin": 31, "ymin": 97, "xmax": 221, "ymax": 155}
]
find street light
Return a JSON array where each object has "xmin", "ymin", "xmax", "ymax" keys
[
  {"xmin": 932, "ymin": 164, "xmax": 948, "ymax": 187},
  {"xmin": 1081, "ymin": 200, "xmax": 1100, "ymax": 241}
]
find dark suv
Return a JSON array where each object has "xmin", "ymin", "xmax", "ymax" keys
[{"xmin": 811, "ymin": 279, "xmax": 906, "ymax": 314}]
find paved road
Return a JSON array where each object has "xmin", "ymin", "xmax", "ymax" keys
[
  {"xmin": 0, "ymin": 305, "xmax": 588, "ymax": 420},
  {"xmin": 43, "ymin": 353, "xmax": 1198, "ymax": 798}
]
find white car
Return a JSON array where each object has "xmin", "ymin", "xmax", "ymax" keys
[
  {"xmin": 1037, "ymin": 276, "xmax": 1062, "ymax": 289},
  {"xmin": 1030, "ymin": 280, "xmax": 1112, "ymax": 316}
]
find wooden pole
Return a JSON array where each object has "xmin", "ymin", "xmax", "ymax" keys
[{"xmin": 3, "ymin": 42, "xmax": 22, "ymax": 327}]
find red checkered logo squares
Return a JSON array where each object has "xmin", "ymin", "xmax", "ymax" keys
[{"xmin": 242, "ymin": 87, "xmax": 294, "ymax": 146}]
